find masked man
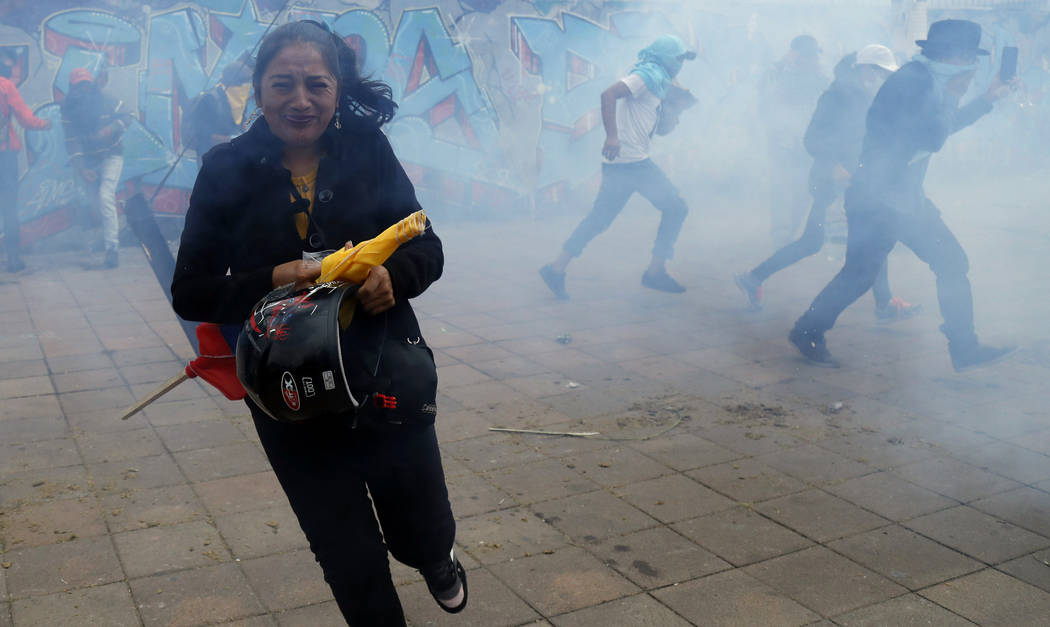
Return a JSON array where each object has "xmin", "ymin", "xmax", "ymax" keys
[
  {"xmin": 181, "ymin": 53, "xmax": 254, "ymax": 155},
  {"xmin": 789, "ymin": 20, "xmax": 1015, "ymax": 372},
  {"xmin": 737, "ymin": 45, "xmax": 918, "ymax": 321},
  {"xmin": 540, "ymin": 34, "xmax": 697, "ymax": 299},
  {"xmin": 62, "ymin": 67, "xmax": 131, "ymax": 268}
]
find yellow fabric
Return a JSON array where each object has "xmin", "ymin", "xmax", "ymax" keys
[
  {"xmin": 320, "ymin": 210, "xmax": 428, "ymax": 284},
  {"xmin": 290, "ymin": 169, "xmax": 318, "ymax": 240},
  {"xmin": 224, "ymin": 83, "xmax": 252, "ymax": 125}
]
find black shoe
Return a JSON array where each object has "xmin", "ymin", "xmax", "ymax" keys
[
  {"xmin": 734, "ymin": 273, "xmax": 763, "ymax": 311},
  {"xmin": 104, "ymin": 249, "xmax": 119, "ymax": 269},
  {"xmin": 950, "ymin": 343, "xmax": 1016, "ymax": 372},
  {"xmin": 6, "ymin": 258, "xmax": 26, "ymax": 273},
  {"xmin": 789, "ymin": 327, "xmax": 839, "ymax": 367},
  {"xmin": 539, "ymin": 264, "xmax": 568, "ymax": 300},
  {"xmin": 421, "ymin": 549, "xmax": 467, "ymax": 614},
  {"xmin": 642, "ymin": 267, "xmax": 685, "ymax": 293}
]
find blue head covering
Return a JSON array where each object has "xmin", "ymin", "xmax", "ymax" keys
[{"xmin": 631, "ymin": 35, "xmax": 691, "ymax": 99}]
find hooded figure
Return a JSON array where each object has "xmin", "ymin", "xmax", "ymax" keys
[
  {"xmin": 736, "ymin": 45, "xmax": 918, "ymax": 322},
  {"xmin": 540, "ymin": 34, "xmax": 697, "ymax": 299},
  {"xmin": 790, "ymin": 20, "xmax": 1016, "ymax": 372}
]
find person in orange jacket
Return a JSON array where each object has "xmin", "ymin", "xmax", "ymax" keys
[{"xmin": 0, "ymin": 49, "xmax": 50, "ymax": 272}]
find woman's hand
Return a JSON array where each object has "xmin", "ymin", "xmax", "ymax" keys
[
  {"xmin": 272, "ymin": 258, "xmax": 322, "ymax": 290},
  {"xmin": 357, "ymin": 265, "xmax": 395, "ymax": 315}
]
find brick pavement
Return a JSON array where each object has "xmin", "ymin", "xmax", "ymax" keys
[{"xmin": 2, "ymin": 201, "xmax": 1049, "ymax": 626}]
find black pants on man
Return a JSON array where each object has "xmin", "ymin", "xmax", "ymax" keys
[
  {"xmin": 752, "ymin": 185, "xmax": 891, "ymax": 309},
  {"xmin": 794, "ymin": 193, "xmax": 976, "ymax": 348},
  {"xmin": 1, "ymin": 150, "xmax": 21, "ymax": 266},
  {"xmin": 563, "ymin": 159, "xmax": 688, "ymax": 262},
  {"xmin": 250, "ymin": 404, "xmax": 456, "ymax": 626}
]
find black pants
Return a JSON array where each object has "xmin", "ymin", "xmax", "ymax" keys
[
  {"xmin": 250, "ymin": 403, "xmax": 456, "ymax": 626},
  {"xmin": 752, "ymin": 188, "xmax": 891, "ymax": 309},
  {"xmin": 1, "ymin": 151, "xmax": 20, "ymax": 264},
  {"xmin": 563, "ymin": 159, "xmax": 688, "ymax": 262},
  {"xmin": 794, "ymin": 194, "xmax": 976, "ymax": 347}
]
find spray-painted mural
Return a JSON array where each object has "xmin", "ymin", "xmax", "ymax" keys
[{"xmin": 2, "ymin": 0, "xmax": 1048, "ymax": 251}]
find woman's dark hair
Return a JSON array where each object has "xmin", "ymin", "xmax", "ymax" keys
[{"xmin": 252, "ymin": 20, "xmax": 396, "ymax": 128}]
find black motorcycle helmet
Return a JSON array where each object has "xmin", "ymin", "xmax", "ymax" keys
[{"xmin": 237, "ymin": 281, "xmax": 364, "ymax": 423}]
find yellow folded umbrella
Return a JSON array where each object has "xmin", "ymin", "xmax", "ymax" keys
[{"xmin": 319, "ymin": 210, "xmax": 428, "ymax": 284}]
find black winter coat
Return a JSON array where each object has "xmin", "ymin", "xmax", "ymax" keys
[
  {"xmin": 171, "ymin": 117, "xmax": 442, "ymax": 343},
  {"xmin": 850, "ymin": 60, "xmax": 993, "ymax": 213},
  {"xmin": 803, "ymin": 53, "xmax": 874, "ymax": 191}
]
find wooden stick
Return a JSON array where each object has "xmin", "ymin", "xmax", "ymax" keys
[
  {"xmin": 488, "ymin": 427, "xmax": 599, "ymax": 437},
  {"xmin": 119, "ymin": 370, "xmax": 190, "ymax": 420}
]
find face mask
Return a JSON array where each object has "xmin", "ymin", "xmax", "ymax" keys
[
  {"xmin": 913, "ymin": 53, "xmax": 978, "ymax": 105},
  {"xmin": 664, "ymin": 57, "xmax": 684, "ymax": 79}
]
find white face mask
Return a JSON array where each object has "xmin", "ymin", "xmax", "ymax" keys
[{"xmin": 913, "ymin": 53, "xmax": 978, "ymax": 105}]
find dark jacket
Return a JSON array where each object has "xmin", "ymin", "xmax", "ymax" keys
[
  {"xmin": 171, "ymin": 118, "xmax": 442, "ymax": 344},
  {"xmin": 61, "ymin": 82, "xmax": 129, "ymax": 168},
  {"xmin": 850, "ymin": 60, "xmax": 993, "ymax": 213},
  {"xmin": 181, "ymin": 86, "xmax": 241, "ymax": 156},
  {"xmin": 804, "ymin": 53, "xmax": 874, "ymax": 189}
]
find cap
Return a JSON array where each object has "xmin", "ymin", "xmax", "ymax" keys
[
  {"xmin": 856, "ymin": 44, "xmax": 899, "ymax": 72},
  {"xmin": 69, "ymin": 68, "xmax": 94, "ymax": 85}
]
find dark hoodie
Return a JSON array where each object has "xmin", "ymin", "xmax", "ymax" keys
[{"xmin": 803, "ymin": 52, "xmax": 874, "ymax": 191}]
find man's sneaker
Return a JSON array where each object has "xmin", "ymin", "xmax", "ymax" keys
[
  {"xmin": 876, "ymin": 297, "xmax": 921, "ymax": 322},
  {"xmin": 641, "ymin": 267, "xmax": 685, "ymax": 293},
  {"xmin": 421, "ymin": 549, "xmax": 467, "ymax": 614},
  {"xmin": 734, "ymin": 273, "xmax": 763, "ymax": 311},
  {"xmin": 789, "ymin": 327, "xmax": 839, "ymax": 367},
  {"xmin": 950, "ymin": 343, "xmax": 1016, "ymax": 373},
  {"xmin": 539, "ymin": 264, "xmax": 568, "ymax": 300},
  {"xmin": 103, "ymin": 249, "xmax": 119, "ymax": 269}
]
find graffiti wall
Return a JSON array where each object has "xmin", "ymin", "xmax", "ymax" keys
[{"xmin": 1, "ymin": 0, "xmax": 1048, "ymax": 251}]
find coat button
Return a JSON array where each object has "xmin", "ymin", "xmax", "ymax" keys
[{"xmin": 318, "ymin": 189, "xmax": 333, "ymax": 203}]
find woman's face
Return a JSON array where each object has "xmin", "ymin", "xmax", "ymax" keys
[{"xmin": 258, "ymin": 42, "xmax": 337, "ymax": 150}]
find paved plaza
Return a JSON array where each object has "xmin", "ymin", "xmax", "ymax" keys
[{"xmin": 2, "ymin": 187, "xmax": 1050, "ymax": 626}]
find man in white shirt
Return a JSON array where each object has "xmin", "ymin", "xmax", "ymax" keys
[{"xmin": 540, "ymin": 34, "xmax": 696, "ymax": 298}]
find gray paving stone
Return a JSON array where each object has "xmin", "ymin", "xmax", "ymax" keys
[
  {"xmin": 0, "ymin": 394, "xmax": 62, "ymax": 422},
  {"xmin": 488, "ymin": 546, "xmax": 639, "ymax": 616},
  {"xmin": 129, "ymin": 562, "xmax": 265, "ymax": 626},
  {"xmin": 828, "ymin": 525, "xmax": 983, "ymax": 590},
  {"xmin": 214, "ymin": 504, "xmax": 308, "ymax": 560},
  {"xmin": 152, "ymin": 419, "xmax": 247, "ymax": 453},
  {"xmin": 652, "ymin": 569, "xmax": 820, "ymax": 626},
  {"xmin": 274, "ymin": 602, "xmax": 342, "ymax": 626},
  {"xmin": 971, "ymin": 486, "xmax": 1050, "ymax": 538},
  {"xmin": 757, "ymin": 489, "xmax": 890, "ymax": 543},
  {"xmin": 614, "ymin": 474, "xmax": 735, "ymax": 523},
  {"xmin": 949, "ymin": 441, "xmax": 1050, "ymax": 485},
  {"xmin": 240, "ymin": 549, "xmax": 330, "ymax": 612},
  {"xmin": 590, "ymin": 526, "xmax": 730, "ymax": 589},
  {"xmin": 455, "ymin": 507, "xmax": 569, "ymax": 566},
  {"xmin": 919, "ymin": 568, "xmax": 1050, "ymax": 626},
  {"xmin": 10, "ymin": 582, "xmax": 138, "ymax": 627},
  {"xmin": 825, "ymin": 471, "xmax": 957, "ymax": 521},
  {"xmin": 194, "ymin": 472, "xmax": 287, "ymax": 516},
  {"xmin": 996, "ymin": 548, "xmax": 1050, "ymax": 594},
  {"xmin": 445, "ymin": 468, "xmax": 515, "ymax": 516},
  {"xmin": 87, "ymin": 454, "xmax": 186, "ymax": 493},
  {"xmin": 483, "ymin": 458, "xmax": 599, "ymax": 506},
  {"xmin": 113, "ymin": 520, "xmax": 231, "ymax": 578},
  {"xmin": 743, "ymin": 546, "xmax": 907, "ymax": 617},
  {"xmin": 3, "ymin": 536, "xmax": 123, "ymax": 598},
  {"xmin": 833, "ymin": 594, "xmax": 976, "ymax": 626},
  {"xmin": 0, "ymin": 465, "xmax": 92, "ymax": 506},
  {"xmin": 672, "ymin": 507, "xmax": 812, "ymax": 567},
  {"xmin": 399, "ymin": 567, "xmax": 541, "ymax": 627},
  {"xmin": 1, "ymin": 496, "xmax": 107, "ymax": 550},
  {"xmin": 626, "ymin": 431, "xmax": 741, "ymax": 471},
  {"xmin": 99, "ymin": 484, "xmax": 206, "ymax": 533},
  {"xmin": 531, "ymin": 491, "xmax": 658, "ymax": 544},
  {"xmin": 172, "ymin": 442, "xmax": 271, "ymax": 483},
  {"xmin": 551, "ymin": 593, "xmax": 691, "ymax": 627},
  {"xmin": 443, "ymin": 435, "xmax": 548, "ymax": 473},
  {"xmin": 75, "ymin": 427, "xmax": 167, "ymax": 464},
  {"xmin": 687, "ymin": 458, "xmax": 808, "ymax": 504},
  {"xmin": 757, "ymin": 444, "xmax": 876, "ymax": 486},
  {"xmin": 904, "ymin": 506, "xmax": 1050, "ymax": 564},
  {"xmin": 560, "ymin": 447, "xmax": 672, "ymax": 488},
  {"xmin": 891, "ymin": 457, "xmax": 1024, "ymax": 502}
]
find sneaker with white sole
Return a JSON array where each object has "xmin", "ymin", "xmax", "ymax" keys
[{"xmin": 421, "ymin": 549, "xmax": 467, "ymax": 614}]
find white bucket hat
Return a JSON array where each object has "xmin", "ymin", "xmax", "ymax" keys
[{"xmin": 856, "ymin": 44, "xmax": 899, "ymax": 72}]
